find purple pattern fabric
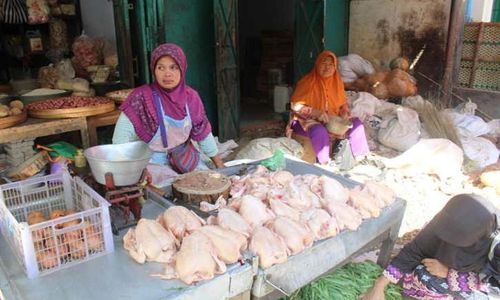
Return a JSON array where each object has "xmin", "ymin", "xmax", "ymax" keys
[
  {"xmin": 291, "ymin": 117, "xmax": 369, "ymax": 163},
  {"xmin": 384, "ymin": 264, "xmax": 404, "ymax": 283},
  {"xmin": 120, "ymin": 43, "xmax": 212, "ymax": 142},
  {"xmin": 383, "ymin": 263, "xmax": 484, "ymax": 299}
]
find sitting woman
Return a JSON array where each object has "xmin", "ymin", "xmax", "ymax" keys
[
  {"xmin": 113, "ymin": 43, "xmax": 224, "ymax": 180},
  {"xmin": 286, "ymin": 50, "xmax": 369, "ymax": 165},
  {"xmin": 363, "ymin": 194, "xmax": 500, "ymax": 300}
]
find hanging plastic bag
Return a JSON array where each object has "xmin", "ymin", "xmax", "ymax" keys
[{"xmin": 27, "ymin": 0, "xmax": 49, "ymax": 24}]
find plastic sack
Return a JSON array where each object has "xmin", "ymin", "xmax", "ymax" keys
[
  {"xmin": 338, "ymin": 54, "xmax": 375, "ymax": 83},
  {"xmin": 461, "ymin": 136, "xmax": 499, "ymax": 168},
  {"xmin": 236, "ymin": 137, "xmax": 303, "ymax": 161},
  {"xmin": 383, "ymin": 139, "xmax": 464, "ymax": 180},
  {"xmin": 55, "ymin": 59, "xmax": 76, "ymax": 79},
  {"xmin": 378, "ymin": 107, "xmax": 420, "ymax": 152},
  {"xmin": 454, "ymin": 99, "xmax": 477, "ymax": 115},
  {"xmin": 487, "ymin": 119, "xmax": 500, "ymax": 137},
  {"xmin": 443, "ymin": 110, "xmax": 491, "ymax": 138},
  {"xmin": 27, "ymin": 0, "xmax": 49, "ymax": 24}
]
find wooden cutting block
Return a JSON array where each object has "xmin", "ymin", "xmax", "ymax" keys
[{"xmin": 172, "ymin": 170, "xmax": 231, "ymax": 204}]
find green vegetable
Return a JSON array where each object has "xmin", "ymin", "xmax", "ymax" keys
[{"xmin": 284, "ymin": 262, "xmax": 403, "ymax": 300}]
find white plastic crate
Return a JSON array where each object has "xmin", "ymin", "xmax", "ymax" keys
[{"xmin": 0, "ymin": 171, "xmax": 114, "ymax": 278}]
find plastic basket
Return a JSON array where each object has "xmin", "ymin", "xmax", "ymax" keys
[{"xmin": 0, "ymin": 171, "xmax": 114, "ymax": 278}]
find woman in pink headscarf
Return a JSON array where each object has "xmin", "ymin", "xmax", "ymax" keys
[{"xmin": 113, "ymin": 43, "xmax": 224, "ymax": 179}]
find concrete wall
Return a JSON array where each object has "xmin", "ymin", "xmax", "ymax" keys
[
  {"xmin": 349, "ymin": 0, "xmax": 452, "ymax": 90},
  {"xmin": 79, "ymin": 0, "xmax": 117, "ymax": 49}
]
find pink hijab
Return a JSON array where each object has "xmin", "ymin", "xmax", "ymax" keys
[{"xmin": 120, "ymin": 43, "xmax": 212, "ymax": 142}]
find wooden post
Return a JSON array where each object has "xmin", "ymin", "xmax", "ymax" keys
[
  {"xmin": 443, "ymin": 0, "xmax": 467, "ymax": 107},
  {"xmin": 469, "ymin": 22, "xmax": 485, "ymax": 89}
]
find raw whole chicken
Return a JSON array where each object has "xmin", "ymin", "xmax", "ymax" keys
[
  {"xmin": 323, "ymin": 200, "xmax": 363, "ymax": 231},
  {"xmin": 317, "ymin": 175, "xmax": 349, "ymax": 203},
  {"xmin": 285, "ymin": 179, "xmax": 313, "ymax": 211},
  {"xmin": 160, "ymin": 206, "xmax": 205, "ymax": 240},
  {"xmin": 362, "ymin": 181, "xmax": 395, "ymax": 207},
  {"xmin": 174, "ymin": 231, "xmax": 226, "ymax": 284},
  {"xmin": 269, "ymin": 199, "xmax": 301, "ymax": 221},
  {"xmin": 197, "ymin": 225, "xmax": 247, "ymax": 264},
  {"xmin": 216, "ymin": 208, "xmax": 251, "ymax": 237},
  {"xmin": 266, "ymin": 217, "xmax": 314, "ymax": 255},
  {"xmin": 238, "ymin": 195, "xmax": 275, "ymax": 228},
  {"xmin": 301, "ymin": 208, "xmax": 339, "ymax": 240},
  {"xmin": 271, "ymin": 170, "xmax": 294, "ymax": 187},
  {"xmin": 199, "ymin": 196, "xmax": 227, "ymax": 212},
  {"xmin": 249, "ymin": 226, "xmax": 288, "ymax": 269},
  {"xmin": 349, "ymin": 186, "xmax": 381, "ymax": 218},
  {"xmin": 123, "ymin": 219, "xmax": 177, "ymax": 264}
]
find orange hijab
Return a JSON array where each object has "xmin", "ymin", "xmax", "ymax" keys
[{"xmin": 291, "ymin": 51, "xmax": 347, "ymax": 116}]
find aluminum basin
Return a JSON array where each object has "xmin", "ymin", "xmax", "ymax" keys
[{"xmin": 84, "ymin": 141, "xmax": 152, "ymax": 186}]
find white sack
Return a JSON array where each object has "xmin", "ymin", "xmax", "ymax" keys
[
  {"xmin": 443, "ymin": 110, "xmax": 491, "ymax": 138},
  {"xmin": 236, "ymin": 137, "xmax": 303, "ymax": 160},
  {"xmin": 383, "ymin": 139, "xmax": 464, "ymax": 180},
  {"xmin": 378, "ymin": 107, "xmax": 421, "ymax": 152},
  {"xmin": 461, "ymin": 136, "xmax": 499, "ymax": 168},
  {"xmin": 338, "ymin": 54, "xmax": 375, "ymax": 83}
]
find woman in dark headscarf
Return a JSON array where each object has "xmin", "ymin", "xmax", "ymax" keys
[
  {"xmin": 112, "ymin": 44, "xmax": 224, "ymax": 181},
  {"xmin": 363, "ymin": 194, "xmax": 499, "ymax": 300}
]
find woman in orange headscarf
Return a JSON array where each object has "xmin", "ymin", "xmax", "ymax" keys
[{"xmin": 286, "ymin": 50, "xmax": 369, "ymax": 164}]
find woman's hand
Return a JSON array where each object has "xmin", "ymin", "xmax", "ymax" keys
[
  {"xmin": 422, "ymin": 258, "xmax": 448, "ymax": 278},
  {"xmin": 360, "ymin": 276, "xmax": 390, "ymax": 300},
  {"xmin": 318, "ymin": 111, "xmax": 329, "ymax": 124},
  {"xmin": 210, "ymin": 155, "xmax": 225, "ymax": 169}
]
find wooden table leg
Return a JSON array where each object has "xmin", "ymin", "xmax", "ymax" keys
[{"xmin": 80, "ymin": 121, "xmax": 90, "ymax": 149}]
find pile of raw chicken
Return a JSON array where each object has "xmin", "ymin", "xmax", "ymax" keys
[{"xmin": 122, "ymin": 166, "xmax": 395, "ymax": 285}]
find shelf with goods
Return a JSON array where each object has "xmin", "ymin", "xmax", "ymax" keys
[{"xmin": 0, "ymin": 0, "xmax": 82, "ymax": 85}]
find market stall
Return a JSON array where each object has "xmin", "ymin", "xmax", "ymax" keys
[{"xmin": 0, "ymin": 157, "xmax": 406, "ymax": 300}]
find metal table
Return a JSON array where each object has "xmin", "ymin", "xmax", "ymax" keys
[
  {"xmin": 0, "ymin": 158, "xmax": 405, "ymax": 300},
  {"xmin": 0, "ymin": 194, "xmax": 256, "ymax": 300},
  {"xmin": 218, "ymin": 158, "xmax": 406, "ymax": 299}
]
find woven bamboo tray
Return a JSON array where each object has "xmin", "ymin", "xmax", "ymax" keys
[
  {"xmin": 0, "ymin": 109, "xmax": 27, "ymax": 129},
  {"xmin": 28, "ymin": 101, "xmax": 115, "ymax": 119}
]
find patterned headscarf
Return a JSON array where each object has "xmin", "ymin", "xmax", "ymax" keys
[{"xmin": 120, "ymin": 43, "xmax": 212, "ymax": 143}]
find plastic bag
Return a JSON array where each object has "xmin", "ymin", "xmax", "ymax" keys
[
  {"xmin": 443, "ymin": 110, "xmax": 491, "ymax": 138},
  {"xmin": 378, "ymin": 107, "xmax": 420, "ymax": 152},
  {"xmin": 334, "ymin": 140, "xmax": 356, "ymax": 171},
  {"xmin": 338, "ymin": 54, "xmax": 375, "ymax": 83},
  {"xmin": 27, "ymin": 0, "xmax": 49, "ymax": 24},
  {"xmin": 260, "ymin": 149, "xmax": 285, "ymax": 171},
  {"xmin": 461, "ymin": 136, "xmax": 499, "ymax": 168},
  {"xmin": 37, "ymin": 141, "xmax": 77, "ymax": 160}
]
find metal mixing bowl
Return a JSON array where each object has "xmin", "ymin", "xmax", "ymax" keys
[{"xmin": 84, "ymin": 141, "xmax": 153, "ymax": 186}]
